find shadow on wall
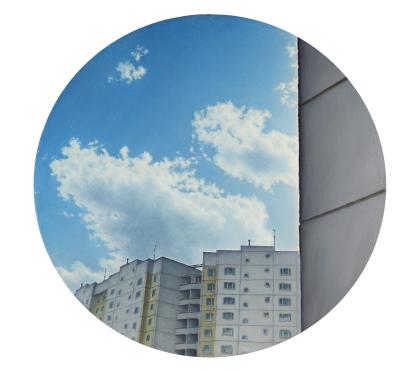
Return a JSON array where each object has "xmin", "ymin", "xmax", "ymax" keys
[{"xmin": 298, "ymin": 39, "xmax": 386, "ymax": 329}]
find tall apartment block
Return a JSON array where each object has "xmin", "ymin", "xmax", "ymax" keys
[
  {"xmin": 198, "ymin": 244, "xmax": 301, "ymax": 356},
  {"xmin": 74, "ymin": 244, "xmax": 300, "ymax": 357},
  {"xmin": 75, "ymin": 257, "xmax": 201, "ymax": 354}
]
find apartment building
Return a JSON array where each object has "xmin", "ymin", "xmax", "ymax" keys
[
  {"xmin": 75, "ymin": 257, "xmax": 201, "ymax": 354},
  {"xmin": 75, "ymin": 244, "xmax": 300, "ymax": 357},
  {"xmin": 198, "ymin": 244, "xmax": 301, "ymax": 357}
]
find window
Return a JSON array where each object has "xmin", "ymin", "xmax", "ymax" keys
[
  {"xmin": 134, "ymin": 306, "xmax": 139, "ymax": 314},
  {"xmin": 100, "ymin": 306, "xmax": 104, "ymax": 312},
  {"xmin": 264, "ymin": 282, "xmax": 270, "ymax": 288},
  {"xmin": 279, "ymin": 298, "xmax": 291, "ymax": 306},
  {"xmin": 208, "ymin": 268, "xmax": 215, "ymax": 277},
  {"xmin": 128, "ymin": 295, "xmax": 132, "ymax": 300},
  {"xmin": 243, "ymin": 287, "xmax": 249, "ymax": 293},
  {"xmin": 151, "ymin": 289, "xmax": 156, "ymax": 297},
  {"xmin": 150, "ymin": 304, "xmax": 154, "ymax": 310},
  {"xmin": 279, "ymin": 313, "xmax": 292, "ymax": 322},
  {"xmin": 116, "ymin": 302, "xmax": 120, "ymax": 308},
  {"xmin": 204, "ymin": 329, "xmax": 212, "ymax": 337},
  {"xmin": 263, "ymin": 328, "xmax": 269, "ymax": 336},
  {"xmin": 207, "ymin": 283, "xmax": 215, "ymax": 291},
  {"xmin": 280, "ymin": 268, "xmax": 291, "ymax": 276},
  {"xmin": 108, "ymin": 301, "xmax": 114, "ymax": 309},
  {"xmin": 85, "ymin": 299, "xmax": 89, "ymax": 305},
  {"xmin": 205, "ymin": 312, "xmax": 214, "ymax": 321},
  {"xmin": 244, "ymin": 273, "xmax": 249, "ymax": 278},
  {"xmin": 223, "ymin": 297, "xmax": 235, "ymax": 305},
  {"xmin": 135, "ymin": 290, "xmax": 141, "ymax": 298},
  {"xmin": 146, "ymin": 335, "xmax": 150, "ymax": 342},
  {"xmin": 245, "ymin": 257, "xmax": 250, "ymax": 263},
  {"xmin": 263, "ymin": 312, "xmax": 270, "ymax": 318},
  {"xmin": 264, "ymin": 267, "xmax": 270, "ymax": 273},
  {"xmin": 279, "ymin": 283, "xmax": 292, "ymax": 291},
  {"xmin": 120, "ymin": 276, "xmax": 124, "ymax": 281},
  {"xmin": 222, "ymin": 328, "xmax": 234, "ymax": 336},
  {"xmin": 223, "ymin": 312, "xmax": 234, "ymax": 320},
  {"xmin": 242, "ymin": 318, "xmax": 249, "ymax": 324},
  {"xmin": 265, "ymin": 297, "xmax": 271, "ymax": 303},
  {"xmin": 206, "ymin": 298, "xmax": 214, "ymax": 306},
  {"xmin": 129, "ymin": 281, "xmax": 133, "ymax": 286},
  {"xmin": 107, "ymin": 315, "xmax": 111, "ymax": 321},
  {"xmin": 265, "ymin": 253, "xmax": 271, "ymax": 258},
  {"xmin": 137, "ymin": 278, "xmax": 143, "ymax": 286},
  {"xmin": 153, "ymin": 274, "xmax": 157, "ymax": 283},
  {"xmin": 203, "ymin": 345, "xmax": 211, "ymax": 354},
  {"xmin": 221, "ymin": 345, "xmax": 233, "ymax": 354},
  {"xmin": 132, "ymin": 322, "xmax": 137, "ymax": 329},
  {"xmin": 124, "ymin": 323, "xmax": 128, "ymax": 329},
  {"xmin": 280, "ymin": 330, "xmax": 291, "ymax": 338},
  {"xmin": 243, "ymin": 302, "xmax": 248, "ymax": 308},
  {"xmin": 241, "ymin": 335, "xmax": 248, "ymax": 340},
  {"xmin": 110, "ymin": 289, "xmax": 115, "ymax": 295},
  {"xmin": 126, "ymin": 308, "xmax": 130, "ymax": 314},
  {"xmin": 118, "ymin": 289, "xmax": 122, "ymax": 295},
  {"xmin": 148, "ymin": 318, "xmax": 152, "ymax": 325},
  {"xmin": 224, "ymin": 267, "xmax": 235, "ymax": 275},
  {"xmin": 224, "ymin": 282, "xmax": 235, "ymax": 290}
]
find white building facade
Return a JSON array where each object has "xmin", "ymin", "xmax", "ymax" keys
[{"xmin": 198, "ymin": 245, "xmax": 301, "ymax": 356}]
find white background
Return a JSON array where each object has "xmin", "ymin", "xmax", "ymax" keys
[{"xmin": 0, "ymin": 0, "xmax": 418, "ymax": 370}]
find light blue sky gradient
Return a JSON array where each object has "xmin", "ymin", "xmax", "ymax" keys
[{"xmin": 34, "ymin": 15, "xmax": 298, "ymax": 289}]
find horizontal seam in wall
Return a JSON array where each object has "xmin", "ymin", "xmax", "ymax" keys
[
  {"xmin": 300, "ymin": 189, "xmax": 386, "ymax": 224},
  {"xmin": 299, "ymin": 77, "xmax": 348, "ymax": 106}
]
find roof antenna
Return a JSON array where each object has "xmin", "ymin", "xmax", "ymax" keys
[
  {"xmin": 153, "ymin": 245, "xmax": 157, "ymax": 260},
  {"xmin": 126, "ymin": 258, "xmax": 129, "ymax": 264},
  {"xmin": 248, "ymin": 239, "xmax": 251, "ymax": 246},
  {"xmin": 103, "ymin": 269, "xmax": 107, "ymax": 281},
  {"xmin": 273, "ymin": 229, "xmax": 276, "ymax": 248}
]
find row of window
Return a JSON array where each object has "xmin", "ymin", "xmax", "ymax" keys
[
  {"xmin": 215, "ymin": 328, "xmax": 291, "ymax": 337},
  {"xmin": 208, "ymin": 267, "xmax": 292, "ymax": 277},
  {"xmin": 203, "ymin": 330, "xmax": 292, "ymax": 355},
  {"xmin": 205, "ymin": 312, "xmax": 292, "ymax": 322},
  {"xmin": 208, "ymin": 282, "xmax": 292, "ymax": 292},
  {"xmin": 206, "ymin": 297, "xmax": 292, "ymax": 306}
]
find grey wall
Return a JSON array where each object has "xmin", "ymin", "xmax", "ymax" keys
[{"xmin": 298, "ymin": 39, "xmax": 386, "ymax": 329}]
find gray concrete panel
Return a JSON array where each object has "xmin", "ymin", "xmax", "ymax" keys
[
  {"xmin": 298, "ymin": 39, "xmax": 345, "ymax": 104},
  {"xmin": 300, "ymin": 192, "xmax": 385, "ymax": 329},
  {"xmin": 300, "ymin": 79, "xmax": 385, "ymax": 220}
]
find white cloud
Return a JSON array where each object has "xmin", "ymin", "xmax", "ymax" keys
[
  {"xmin": 108, "ymin": 46, "xmax": 148, "ymax": 84},
  {"xmin": 61, "ymin": 211, "xmax": 74, "ymax": 219},
  {"xmin": 130, "ymin": 46, "xmax": 148, "ymax": 62},
  {"xmin": 275, "ymin": 42, "xmax": 298, "ymax": 108},
  {"xmin": 50, "ymin": 139, "xmax": 272, "ymax": 288},
  {"xmin": 275, "ymin": 76, "xmax": 298, "ymax": 108},
  {"xmin": 116, "ymin": 62, "xmax": 147, "ymax": 84},
  {"xmin": 192, "ymin": 102, "xmax": 298, "ymax": 190}
]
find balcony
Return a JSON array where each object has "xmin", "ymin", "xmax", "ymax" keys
[
  {"xmin": 177, "ymin": 311, "xmax": 200, "ymax": 320},
  {"xmin": 178, "ymin": 298, "xmax": 201, "ymax": 306},
  {"xmin": 180, "ymin": 283, "xmax": 201, "ymax": 291},
  {"xmin": 175, "ymin": 342, "xmax": 198, "ymax": 351},
  {"xmin": 175, "ymin": 327, "xmax": 199, "ymax": 335}
]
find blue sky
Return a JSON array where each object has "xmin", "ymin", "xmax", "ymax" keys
[{"xmin": 34, "ymin": 15, "xmax": 298, "ymax": 291}]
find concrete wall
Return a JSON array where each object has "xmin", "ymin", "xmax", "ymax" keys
[{"xmin": 298, "ymin": 40, "xmax": 386, "ymax": 329}]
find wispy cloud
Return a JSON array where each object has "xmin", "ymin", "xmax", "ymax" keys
[
  {"xmin": 193, "ymin": 101, "xmax": 298, "ymax": 190},
  {"xmin": 108, "ymin": 46, "xmax": 149, "ymax": 84},
  {"xmin": 51, "ymin": 139, "xmax": 272, "ymax": 289},
  {"xmin": 275, "ymin": 42, "xmax": 298, "ymax": 108}
]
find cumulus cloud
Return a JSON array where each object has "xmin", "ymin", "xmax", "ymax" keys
[
  {"xmin": 192, "ymin": 101, "xmax": 298, "ymax": 190},
  {"xmin": 275, "ymin": 42, "xmax": 298, "ymax": 108},
  {"xmin": 108, "ymin": 46, "xmax": 148, "ymax": 84},
  {"xmin": 116, "ymin": 62, "xmax": 147, "ymax": 84},
  {"xmin": 50, "ymin": 139, "xmax": 272, "ymax": 288}
]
